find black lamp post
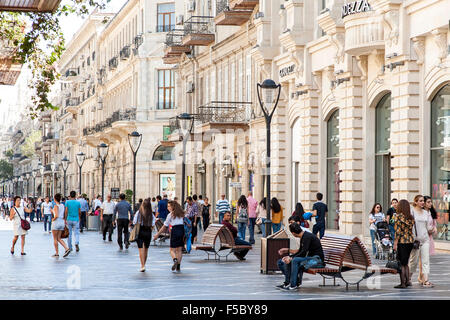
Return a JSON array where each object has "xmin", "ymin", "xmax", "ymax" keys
[
  {"xmin": 97, "ymin": 143, "xmax": 109, "ymax": 203},
  {"xmin": 39, "ymin": 165, "xmax": 44, "ymax": 197},
  {"xmin": 76, "ymin": 152, "xmax": 86, "ymax": 196},
  {"xmin": 257, "ymin": 79, "xmax": 281, "ymax": 237},
  {"xmin": 61, "ymin": 156, "xmax": 69, "ymax": 198},
  {"xmin": 50, "ymin": 162, "xmax": 56, "ymax": 197},
  {"xmin": 128, "ymin": 132, "xmax": 142, "ymax": 212},
  {"xmin": 25, "ymin": 173, "xmax": 30, "ymax": 198},
  {"xmin": 176, "ymin": 113, "xmax": 194, "ymax": 204}
]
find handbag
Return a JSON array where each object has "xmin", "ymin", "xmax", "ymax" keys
[
  {"xmin": 385, "ymin": 259, "xmax": 401, "ymax": 273},
  {"xmin": 413, "ymin": 213, "xmax": 421, "ymax": 250},
  {"xmin": 14, "ymin": 207, "xmax": 30, "ymax": 231},
  {"xmin": 256, "ymin": 217, "xmax": 262, "ymax": 225},
  {"xmin": 61, "ymin": 225, "xmax": 69, "ymax": 239},
  {"xmin": 129, "ymin": 214, "xmax": 141, "ymax": 243}
]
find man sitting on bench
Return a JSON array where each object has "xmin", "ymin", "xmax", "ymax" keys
[
  {"xmin": 222, "ymin": 211, "xmax": 252, "ymax": 260},
  {"xmin": 276, "ymin": 223, "xmax": 325, "ymax": 290}
]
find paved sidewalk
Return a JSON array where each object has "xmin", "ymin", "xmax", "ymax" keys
[{"xmin": 1, "ymin": 218, "xmax": 449, "ymax": 300}]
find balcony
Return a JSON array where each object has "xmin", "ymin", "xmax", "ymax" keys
[
  {"xmin": 196, "ymin": 101, "xmax": 252, "ymax": 133},
  {"xmin": 164, "ymin": 29, "xmax": 191, "ymax": 56},
  {"xmin": 120, "ymin": 45, "xmax": 131, "ymax": 60},
  {"xmin": 181, "ymin": 16, "xmax": 215, "ymax": 46},
  {"xmin": 108, "ymin": 57, "xmax": 118, "ymax": 70},
  {"xmin": 63, "ymin": 128, "xmax": 78, "ymax": 144},
  {"xmin": 39, "ymin": 111, "xmax": 52, "ymax": 123},
  {"xmin": 0, "ymin": 0, "xmax": 61, "ymax": 13},
  {"xmin": 83, "ymin": 108, "xmax": 137, "ymax": 137},
  {"xmin": 215, "ymin": 0, "xmax": 253, "ymax": 26},
  {"xmin": 163, "ymin": 55, "xmax": 181, "ymax": 64},
  {"xmin": 229, "ymin": 0, "xmax": 258, "ymax": 10}
]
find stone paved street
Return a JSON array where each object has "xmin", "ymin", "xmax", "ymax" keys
[{"xmin": 1, "ymin": 218, "xmax": 450, "ymax": 300}]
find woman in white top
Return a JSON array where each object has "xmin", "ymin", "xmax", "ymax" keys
[
  {"xmin": 255, "ymin": 198, "xmax": 268, "ymax": 236},
  {"xmin": 368, "ymin": 203, "xmax": 385, "ymax": 257},
  {"xmin": 153, "ymin": 200, "xmax": 185, "ymax": 272},
  {"xmin": 51, "ymin": 193, "xmax": 70, "ymax": 258},
  {"xmin": 10, "ymin": 196, "xmax": 33, "ymax": 255},
  {"xmin": 408, "ymin": 195, "xmax": 434, "ymax": 287}
]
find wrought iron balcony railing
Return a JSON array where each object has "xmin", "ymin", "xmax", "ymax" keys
[
  {"xmin": 82, "ymin": 108, "xmax": 137, "ymax": 136},
  {"xmin": 197, "ymin": 101, "xmax": 252, "ymax": 124},
  {"xmin": 157, "ymin": 24, "xmax": 175, "ymax": 32},
  {"xmin": 216, "ymin": 0, "xmax": 230, "ymax": 14},
  {"xmin": 165, "ymin": 29, "xmax": 186, "ymax": 46},
  {"xmin": 183, "ymin": 16, "xmax": 214, "ymax": 36}
]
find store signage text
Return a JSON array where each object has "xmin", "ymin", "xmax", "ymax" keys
[
  {"xmin": 279, "ymin": 64, "xmax": 296, "ymax": 78},
  {"xmin": 342, "ymin": 0, "xmax": 372, "ymax": 19}
]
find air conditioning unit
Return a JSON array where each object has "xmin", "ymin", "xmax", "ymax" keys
[
  {"xmin": 186, "ymin": 82, "xmax": 195, "ymax": 93},
  {"xmin": 176, "ymin": 14, "xmax": 184, "ymax": 25},
  {"xmin": 187, "ymin": 0, "xmax": 195, "ymax": 12},
  {"xmin": 255, "ymin": 12, "xmax": 264, "ymax": 19}
]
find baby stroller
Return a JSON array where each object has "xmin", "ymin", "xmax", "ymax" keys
[{"xmin": 374, "ymin": 221, "xmax": 394, "ymax": 260}]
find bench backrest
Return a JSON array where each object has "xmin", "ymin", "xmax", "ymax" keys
[
  {"xmin": 320, "ymin": 235, "xmax": 371, "ymax": 270},
  {"xmin": 218, "ymin": 226, "xmax": 235, "ymax": 247},
  {"xmin": 155, "ymin": 219, "xmax": 165, "ymax": 232},
  {"xmin": 200, "ymin": 224, "xmax": 225, "ymax": 246}
]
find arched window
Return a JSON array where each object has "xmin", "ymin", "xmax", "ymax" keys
[
  {"xmin": 327, "ymin": 110, "xmax": 340, "ymax": 230},
  {"xmin": 152, "ymin": 146, "xmax": 174, "ymax": 161},
  {"xmin": 375, "ymin": 93, "xmax": 391, "ymax": 211},
  {"xmin": 431, "ymin": 84, "xmax": 450, "ymax": 241}
]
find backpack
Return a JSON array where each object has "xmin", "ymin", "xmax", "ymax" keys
[
  {"xmin": 237, "ymin": 206, "xmax": 248, "ymax": 223},
  {"xmin": 183, "ymin": 216, "xmax": 192, "ymax": 238}
]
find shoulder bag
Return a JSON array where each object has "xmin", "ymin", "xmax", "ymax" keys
[
  {"xmin": 129, "ymin": 213, "xmax": 141, "ymax": 243},
  {"xmin": 61, "ymin": 225, "xmax": 69, "ymax": 238},
  {"xmin": 413, "ymin": 212, "xmax": 421, "ymax": 250},
  {"xmin": 14, "ymin": 207, "xmax": 31, "ymax": 231}
]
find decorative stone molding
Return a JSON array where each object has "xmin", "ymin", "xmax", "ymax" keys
[
  {"xmin": 290, "ymin": 50, "xmax": 304, "ymax": 79},
  {"xmin": 412, "ymin": 37, "xmax": 425, "ymax": 65},
  {"xmin": 356, "ymin": 55, "xmax": 368, "ymax": 80},
  {"xmin": 382, "ymin": 9, "xmax": 399, "ymax": 46},
  {"xmin": 312, "ymin": 71, "xmax": 322, "ymax": 93},
  {"xmin": 431, "ymin": 29, "xmax": 448, "ymax": 63},
  {"xmin": 373, "ymin": 49, "xmax": 385, "ymax": 76},
  {"xmin": 327, "ymin": 33, "xmax": 346, "ymax": 64}
]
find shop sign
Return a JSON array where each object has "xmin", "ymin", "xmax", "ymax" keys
[
  {"xmin": 279, "ymin": 64, "xmax": 296, "ymax": 78},
  {"xmin": 229, "ymin": 182, "xmax": 242, "ymax": 188},
  {"xmin": 341, "ymin": 0, "xmax": 372, "ymax": 19},
  {"xmin": 110, "ymin": 188, "xmax": 120, "ymax": 199},
  {"xmin": 160, "ymin": 174, "xmax": 176, "ymax": 200}
]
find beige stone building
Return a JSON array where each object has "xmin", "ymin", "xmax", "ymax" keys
[{"xmin": 167, "ymin": 0, "xmax": 450, "ymax": 249}]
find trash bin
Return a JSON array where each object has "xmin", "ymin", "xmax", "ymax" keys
[
  {"xmin": 87, "ymin": 214, "xmax": 100, "ymax": 231},
  {"xmin": 260, "ymin": 229, "xmax": 290, "ymax": 274}
]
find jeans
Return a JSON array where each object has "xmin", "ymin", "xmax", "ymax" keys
[
  {"xmin": 67, "ymin": 220, "xmax": 80, "ymax": 250},
  {"xmin": 232, "ymin": 237, "xmax": 251, "ymax": 259},
  {"xmin": 238, "ymin": 222, "xmax": 247, "ymax": 240},
  {"xmin": 117, "ymin": 219, "xmax": 130, "ymax": 248},
  {"xmin": 388, "ymin": 225, "xmax": 395, "ymax": 241},
  {"xmin": 248, "ymin": 218, "xmax": 256, "ymax": 244},
  {"xmin": 30, "ymin": 210, "xmax": 35, "ymax": 222},
  {"xmin": 260, "ymin": 218, "xmax": 267, "ymax": 237},
  {"xmin": 278, "ymin": 256, "xmax": 324, "ymax": 287},
  {"xmin": 370, "ymin": 229, "xmax": 377, "ymax": 255},
  {"xmin": 219, "ymin": 212, "xmax": 225, "ymax": 224},
  {"xmin": 313, "ymin": 221, "xmax": 326, "ymax": 239},
  {"xmin": 272, "ymin": 223, "xmax": 282, "ymax": 234},
  {"xmin": 80, "ymin": 212, "xmax": 87, "ymax": 232},
  {"xmin": 43, "ymin": 214, "xmax": 52, "ymax": 232},
  {"xmin": 36, "ymin": 209, "xmax": 41, "ymax": 222}
]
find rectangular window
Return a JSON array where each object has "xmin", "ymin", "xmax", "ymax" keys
[
  {"xmin": 211, "ymin": 69, "xmax": 215, "ymax": 101},
  {"xmin": 205, "ymin": 73, "xmax": 209, "ymax": 103},
  {"xmin": 218, "ymin": 68, "xmax": 222, "ymax": 101},
  {"xmin": 224, "ymin": 65, "xmax": 228, "ymax": 101},
  {"xmin": 246, "ymin": 54, "xmax": 251, "ymax": 101},
  {"xmin": 157, "ymin": 3, "xmax": 175, "ymax": 32},
  {"xmin": 238, "ymin": 58, "xmax": 243, "ymax": 101},
  {"xmin": 157, "ymin": 70, "xmax": 175, "ymax": 109},
  {"xmin": 231, "ymin": 62, "xmax": 235, "ymax": 102}
]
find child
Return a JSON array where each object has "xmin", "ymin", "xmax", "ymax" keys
[{"xmin": 94, "ymin": 206, "xmax": 101, "ymax": 216}]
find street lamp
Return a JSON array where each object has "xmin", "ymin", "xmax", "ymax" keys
[
  {"xmin": 25, "ymin": 172, "xmax": 30, "ymax": 198},
  {"xmin": 97, "ymin": 143, "xmax": 109, "ymax": 202},
  {"xmin": 50, "ymin": 162, "xmax": 57, "ymax": 197},
  {"xmin": 39, "ymin": 164, "xmax": 45, "ymax": 197},
  {"xmin": 61, "ymin": 156, "xmax": 70, "ymax": 198},
  {"xmin": 128, "ymin": 131, "xmax": 142, "ymax": 212},
  {"xmin": 257, "ymin": 79, "xmax": 281, "ymax": 237},
  {"xmin": 176, "ymin": 113, "xmax": 194, "ymax": 204},
  {"xmin": 76, "ymin": 152, "xmax": 86, "ymax": 196},
  {"xmin": 18, "ymin": 176, "xmax": 23, "ymax": 197}
]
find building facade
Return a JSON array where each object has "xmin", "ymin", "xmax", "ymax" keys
[{"xmin": 167, "ymin": 0, "xmax": 450, "ymax": 249}]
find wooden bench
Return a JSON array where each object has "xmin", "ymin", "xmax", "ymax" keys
[
  {"xmin": 152, "ymin": 218, "xmax": 170, "ymax": 245},
  {"xmin": 193, "ymin": 224, "xmax": 252, "ymax": 261},
  {"xmin": 304, "ymin": 234, "xmax": 397, "ymax": 291}
]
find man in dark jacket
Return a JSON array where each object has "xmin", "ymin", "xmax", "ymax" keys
[
  {"xmin": 276, "ymin": 223, "xmax": 325, "ymax": 290},
  {"xmin": 222, "ymin": 211, "xmax": 252, "ymax": 260}
]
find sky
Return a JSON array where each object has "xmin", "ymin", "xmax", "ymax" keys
[{"xmin": 0, "ymin": 0, "xmax": 127, "ymax": 131}]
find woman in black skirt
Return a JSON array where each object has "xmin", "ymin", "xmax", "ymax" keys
[
  {"xmin": 393, "ymin": 199, "xmax": 415, "ymax": 288},
  {"xmin": 153, "ymin": 200, "xmax": 185, "ymax": 272},
  {"xmin": 133, "ymin": 198, "xmax": 156, "ymax": 272}
]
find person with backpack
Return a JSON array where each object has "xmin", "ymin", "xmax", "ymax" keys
[
  {"xmin": 237, "ymin": 195, "xmax": 249, "ymax": 241},
  {"xmin": 153, "ymin": 200, "xmax": 186, "ymax": 272}
]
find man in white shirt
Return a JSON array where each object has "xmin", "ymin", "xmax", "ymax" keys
[
  {"xmin": 101, "ymin": 194, "xmax": 115, "ymax": 241},
  {"xmin": 42, "ymin": 196, "xmax": 53, "ymax": 233}
]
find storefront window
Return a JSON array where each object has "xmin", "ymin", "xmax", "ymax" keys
[
  {"xmin": 431, "ymin": 84, "xmax": 450, "ymax": 241},
  {"xmin": 327, "ymin": 110, "xmax": 340, "ymax": 230},
  {"xmin": 375, "ymin": 93, "xmax": 391, "ymax": 212},
  {"xmin": 152, "ymin": 146, "xmax": 174, "ymax": 161}
]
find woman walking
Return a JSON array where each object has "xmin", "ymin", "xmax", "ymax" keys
[
  {"xmin": 10, "ymin": 196, "xmax": 33, "ymax": 255},
  {"xmin": 369, "ymin": 203, "xmax": 385, "ymax": 256},
  {"xmin": 51, "ymin": 193, "xmax": 70, "ymax": 258},
  {"xmin": 236, "ymin": 195, "xmax": 249, "ymax": 241},
  {"xmin": 153, "ymin": 200, "xmax": 185, "ymax": 272},
  {"xmin": 201, "ymin": 197, "xmax": 211, "ymax": 231},
  {"xmin": 393, "ymin": 199, "xmax": 415, "ymax": 288},
  {"xmin": 133, "ymin": 198, "xmax": 156, "ymax": 272},
  {"xmin": 256, "ymin": 198, "xmax": 267, "ymax": 236},
  {"xmin": 271, "ymin": 198, "xmax": 283, "ymax": 233},
  {"xmin": 417, "ymin": 196, "xmax": 438, "ymax": 284},
  {"xmin": 408, "ymin": 195, "xmax": 434, "ymax": 287}
]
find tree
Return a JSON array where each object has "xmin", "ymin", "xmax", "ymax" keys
[
  {"xmin": 0, "ymin": 159, "xmax": 13, "ymax": 180},
  {"xmin": 0, "ymin": 0, "xmax": 111, "ymax": 118},
  {"xmin": 20, "ymin": 130, "xmax": 42, "ymax": 157}
]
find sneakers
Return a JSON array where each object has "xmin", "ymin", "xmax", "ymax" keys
[
  {"xmin": 276, "ymin": 283, "xmax": 289, "ymax": 289},
  {"xmin": 75, "ymin": 244, "xmax": 79, "ymax": 252},
  {"xmin": 172, "ymin": 259, "xmax": 178, "ymax": 271},
  {"xmin": 282, "ymin": 285, "xmax": 300, "ymax": 291},
  {"xmin": 176, "ymin": 263, "xmax": 181, "ymax": 272},
  {"xmin": 63, "ymin": 249, "xmax": 70, "ymax": 258}
]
